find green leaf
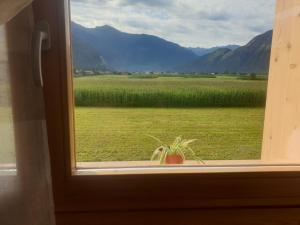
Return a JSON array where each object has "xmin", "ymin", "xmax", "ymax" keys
[
  {"xmin": 151, "ymin": 146, "xmax": 163, "ymax": 161},
  {"xmin": 147, "ymin": 134, "xmax": 164, "ymax": 145}
]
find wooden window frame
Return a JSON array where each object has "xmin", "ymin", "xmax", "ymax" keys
[{"xmin": 33, "ymin": 0, "xmax": 300, "ymax": 213}]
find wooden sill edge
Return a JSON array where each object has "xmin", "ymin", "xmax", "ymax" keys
[{"xmin": 75, "ymin": 160, "xmax": 300, "ymax": 176}]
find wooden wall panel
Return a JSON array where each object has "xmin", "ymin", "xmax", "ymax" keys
[
  {"xmin": 262, "ymin": 0, "xmax": 300, "ymax": 162},
  {"xmin": 56, "ymin": 208, "xmax": 300, "ymax": 225}
]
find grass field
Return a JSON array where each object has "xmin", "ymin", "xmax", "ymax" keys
[
  {"xmin": 0, "ymin": 107, "xmax": 16, "ymax": 164},
  {"xmin": 74, "ymin": 75, "xmax": 267, "ymax": 162},
  {"xmin": 74, "ymin": 75, "xmax": 267, "ymax": 108},
  {"xmin": 75, "ymin": 107, "xmax": 265, "ymax": 162}
]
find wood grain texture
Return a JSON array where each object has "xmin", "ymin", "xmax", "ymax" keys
[
  {"xmin": 262, "ymin": 0, "xmax": 300, "ymax": 162},
  {"xmin": 32, "ymin": 0, "xmax": 75, "ymax": 206},
  {"xmin": 56, "ymin": 208, "xmax": 300, "ymax": 225}
]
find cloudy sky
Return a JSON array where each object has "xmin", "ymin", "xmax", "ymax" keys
[{"xmin": 71, "ymin": 0, "xmax": 276, "ymax": 48}]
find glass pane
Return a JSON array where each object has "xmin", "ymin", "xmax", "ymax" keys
[
  {"xmin": 70, "ymin": 0, "xmax": 276, "ymax": 167},
  {"xmin": 0, "ymin": 23, "xmax": 16, "ymax": 168}
]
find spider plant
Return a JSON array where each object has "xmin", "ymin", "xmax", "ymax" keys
[{"xmin": 148, "ymin": 135, "xmax": 204, "ymax": 165}]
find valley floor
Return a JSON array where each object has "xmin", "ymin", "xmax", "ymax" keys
[{"xmin": 75, "ymin": 107, "xmax": 265, "ymax": 162}]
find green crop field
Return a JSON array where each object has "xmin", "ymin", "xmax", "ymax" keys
[
  {"xmin": 74, "ymin": 75, "xmax": 267, "ymax": 108},
  {"xmin": 73, "ymin": 75, "xmax": 267, "ymax": 162}
]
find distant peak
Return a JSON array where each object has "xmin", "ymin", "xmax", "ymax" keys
[
  {"xmin": 96, "ymin": 25, "xmax": 120, "ymax": 32},
  {"xmin": 213, "ymin": 48, "xmax": 232, "ymax": 53}
]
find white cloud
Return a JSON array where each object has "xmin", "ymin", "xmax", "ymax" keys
[
  {"xmin": 119, "ymin": 0, "xmax": 174, "ymax": 7},
  {"xmin": 70, "ymin": 0, "xmax": 276, "ymax": 47}
]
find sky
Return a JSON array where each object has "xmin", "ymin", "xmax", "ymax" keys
[{"xmin": 71, "ymin": 0, "xmax": 276, "ymax": 48}]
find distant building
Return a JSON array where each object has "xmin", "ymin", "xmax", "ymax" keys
[{"xmin": 83, "ymin": 70, "xmax": 95, "ymax": 75}]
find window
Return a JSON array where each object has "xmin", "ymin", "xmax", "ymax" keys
[
  {"xmin": 35, "ymin": 0, "xmax": 300, "ymax": 216},
  {"xmin": 68, "ymin": 0, "xmax": 285, "ymax": 169}
]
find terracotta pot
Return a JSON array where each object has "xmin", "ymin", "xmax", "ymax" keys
[{"xmin": 165, "ymin": 154, "xmax": 184, "ymax": 164}]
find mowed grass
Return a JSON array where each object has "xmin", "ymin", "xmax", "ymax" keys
[
  {"xmin": 75, "ymin": 107, "xmax": 265, "ymax": 162},
  {"xmin": 74, "ymin": 75, "xmax": 267, "ymax": 108}
]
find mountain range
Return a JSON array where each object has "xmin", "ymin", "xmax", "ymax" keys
[
  {"xmin": 71, "ymin": 22, "xmax": 272, "ymax": 74},
  {"xmin": 71, "ymin": 22, "xmax": 196, "ymax": 72},
  {"xmin": 180, "ymin": 30, "xmax": 273, "ymax": 74},
  {"xmin": 188, "ymin": 45, "xmax": 240, "ymax": 57}
]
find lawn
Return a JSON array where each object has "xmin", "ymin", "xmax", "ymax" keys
[{"xmin": 75, "ymin": 107, "xmax": 265, "ymax": 162}]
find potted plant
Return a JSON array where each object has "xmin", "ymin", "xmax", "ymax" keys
[{"xmin": 149, "ymin": 135, "xmax": 204, "ymax": 165}]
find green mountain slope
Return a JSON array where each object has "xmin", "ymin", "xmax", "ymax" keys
[{"xmin": 181, "ymin": 30, "xmax": 273, "ymax": 74}]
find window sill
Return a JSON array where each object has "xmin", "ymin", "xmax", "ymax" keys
[
  {"xmin": 75, "ymin": 160, "xmax": 300, "ymax": 175},
  {"xmin": 54, "ymin": 159, "xmax": 300, "ymax": 212},
  {"xmin": 0, "ymin": 163, "xmax": 17, "ymax": 176}
]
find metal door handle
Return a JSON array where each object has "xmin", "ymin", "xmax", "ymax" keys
[{"xmin": 32, "ymin": 21, "xmax": 51, "ymax": 87}]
